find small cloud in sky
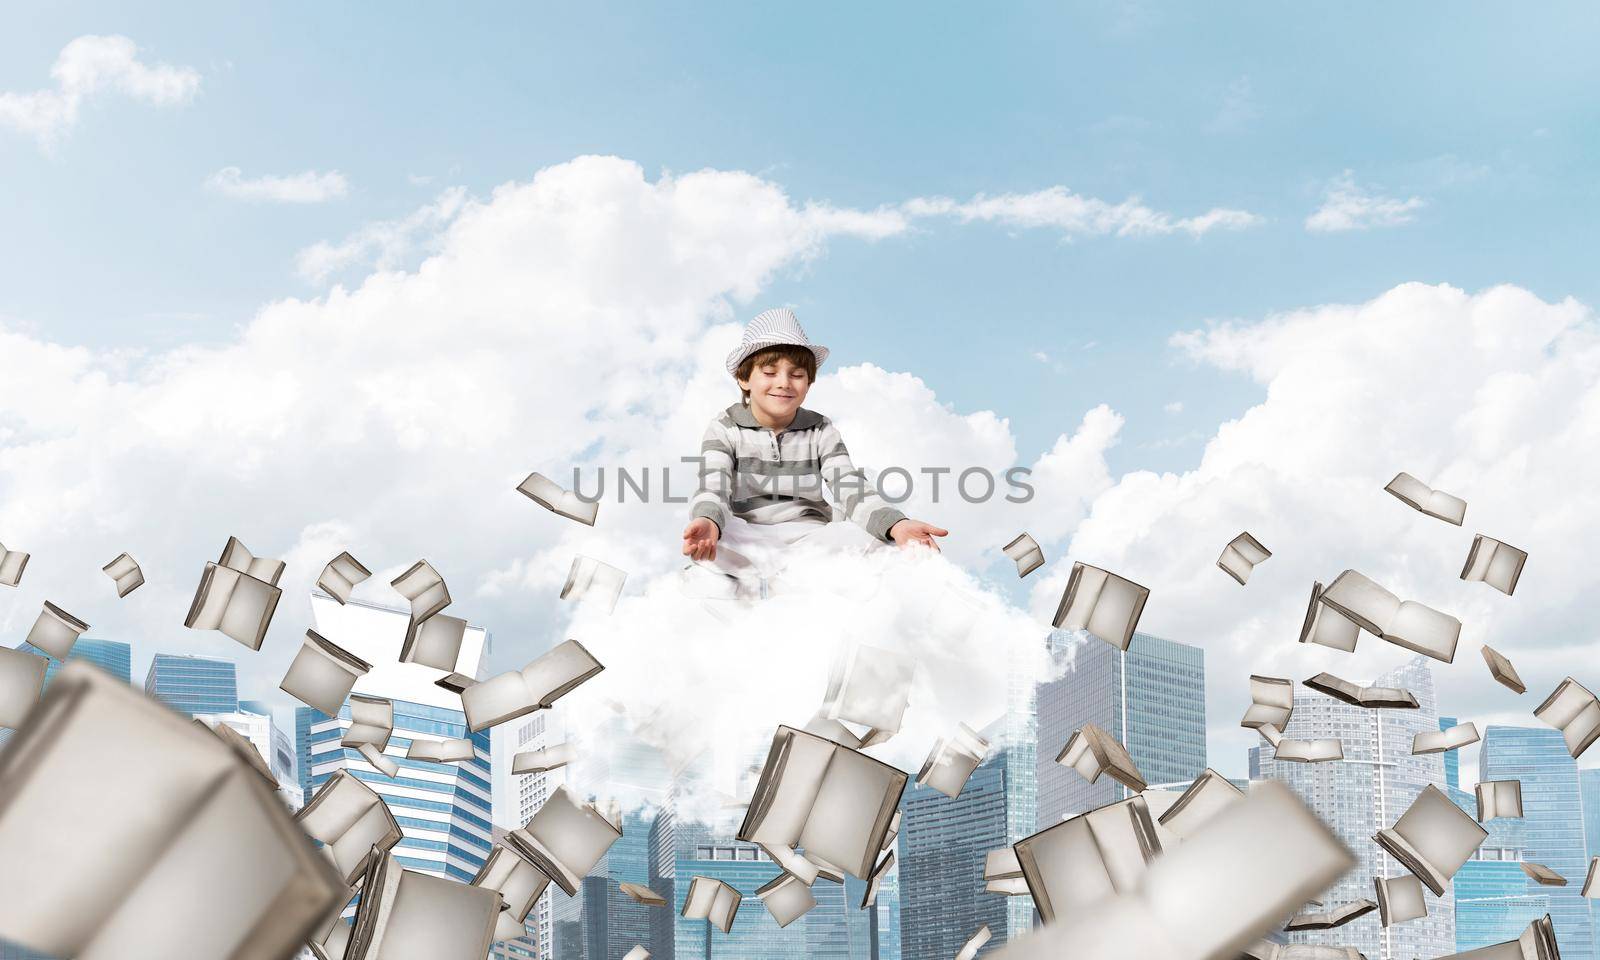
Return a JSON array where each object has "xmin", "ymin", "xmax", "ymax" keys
[
  {"xmin": 407, "ymin": 173, "xmax": 435, "ymax": 186},
  {"xmin": 0, "ymin": 35, "xmax": 199, "ymax": 150},
  {"xmin": 1163, "ymin": 400, "xmax": 1184, "ymax": 414},
  {"xmin": 206, "ymin": 167, "xmax": 349, "ymax": 203},
  {"xmin": 904, "ymin": 186, "xmax": 1261, "ymax": 240},
  {"xmin": 1032, "ymin": 351, "xmax": 1050, "ymax": 363},
  {"xmin": 1206, "ymin": 76, "xmax": 1260, "ymax": 134},
  {"xmin": 1305, "ymin": 170, "xmax": 1425, "ymax": 233}
]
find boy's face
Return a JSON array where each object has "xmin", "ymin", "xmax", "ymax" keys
[{"xmin": 739, "ymin": 354, "xmax": 812, "ymax": 424}]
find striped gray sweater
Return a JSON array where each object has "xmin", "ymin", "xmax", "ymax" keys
[{"xmin": 690, "ymin": 402, "xmax": 907, "ymax": 542}]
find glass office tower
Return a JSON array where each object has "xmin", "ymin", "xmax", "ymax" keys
[{"xmin": 143, "ymin": 652, "xmax": 237, "ymax": 715}]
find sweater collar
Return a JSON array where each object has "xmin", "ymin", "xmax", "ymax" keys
[{"xmin": 727, "ymin": 402, "xmax": 822, "ymax": 432}]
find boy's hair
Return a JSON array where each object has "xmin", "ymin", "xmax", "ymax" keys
[{"xmin": 735, "ymin": 345, "xmax": 817, "ymax": 404}]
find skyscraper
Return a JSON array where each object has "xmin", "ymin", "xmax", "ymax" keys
[
  {"xmin": 143, "ymin": 652, "xmax": 237, "ymax": 715},
  {"xmin": 1448, "ymin": 783, "xmax": 1550, "ymax": 951},
  {"xmin": 1583, "ymin": 769, "xmax": 1600, "ymax": 959},
  {"xmin": 1440, "ymin": 716, "xmax": 1461, "ymax": 789},
  {"xmin": 1035, "ymin": 630, "xmax": 1205, "ymax": 823},
  {"xmin": 1479, "ymin": 726, "xmax": 1595, "ymax": 959},
  {"xmin": 670, "ymin": 840, "xmax": 809, "ymax": 960},
  {"xmin": 1251, "ymin": 656, "xmax": 1454, "ymax": 960}
]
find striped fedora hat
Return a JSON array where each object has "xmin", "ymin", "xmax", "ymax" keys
[{"xmin": 725, "ymin": 307, "xmax": 830, "ymax": 377}]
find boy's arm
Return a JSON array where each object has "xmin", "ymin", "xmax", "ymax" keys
[
  {"xmin": 817, "ymin": 420, "xmax": 906, "ymax": 543},
  {"xmin": 689, "ymin": 420, "xmax": 735, "ymax": 535}
]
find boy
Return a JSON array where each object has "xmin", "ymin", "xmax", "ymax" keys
[{"xmin": 680, "ymin": 307, "xmax": 947, "ymax": 599}]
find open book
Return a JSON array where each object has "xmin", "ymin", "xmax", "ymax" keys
[
  {"xmin": 758, "ymin": 841, "xmax": 822, "ymax": 885},
  {"xmin": 1481, "ymin": 645, "xmax": 1526, "ymax": 694},
  {"xmin": 756, "ymin": 872, "xmax": 816, "ymax": 928},
  {"xmin": 1156, "ymin": 768, "xmax": 1244, "ymax": 842},
  {"xmin": 1384, "ymin": 471, "xmax": 1466, "ymax": 525},
  {"xmin": 184, "ymin": 537, "xmax": 284, "ymax": 651},
  {"xmin": 1375, "ymin": 874, "xmax": 1428, "ymax": 926},
  {"xmin": 345, "ymin": 848, "xmax": 499, "ymax": 960},
  {"xmin": 280, "ymin": 629, "xmax": 373, "ymax": 716},
  {"xmin": 0, "ymin": 661, "xmax": 345, "ymax": 960},
  {"xmin": 391, "ymin": 558, "xmax": 451, "ymax": 622},
  {"xmin": 1374, "ymin": 783, "xmax": 1487, "ymax": 895},
  {"xmin": 1461, "ymin": 535, "xmax": 1529, "ymax": 596},
  {"xmin": 1013, "ymin": 795, "xmax": 1163, "ymax": 923},
  {"xmin": 1283, "ymin": 899, "xmax": 1375, "ymax": 931},
  {"xmin": 513, "ymin": 742, "xmax": 576, "ymax": 775},
  {"xmin": 400, "ymin": 612, "xmax": 468, "ymax": 673},
  {"xmin": 1475, "ymin": 780, "xmax": 1523, "ymax": 821},
  {"xmin": 517, "ymin": 471, "xmax": 599, "ymax": 526},
  {"xmin": 682, "ymin": 876, "xmax": 741, "ymax": 934},
  {"xmin": 1218, "ymin": 532, "xmax": 1271, "ymax": 586},
  {"xmin": 1241, "ymin": 675, "xmax": 1294, "ymax": 731},
  {"xmin": 1299, "ymin": 581, "xmax": 1361, "ymax": 652},
  {"xmin": 25, "ymin": 601, "xmax": 89, "ymax": 660},
  {"xmin": 1318, "ymin": 569, "xmax": 1460, "ymax": 663},
  {"xmin": 0, "ymin": 647, "xmax": 48, "ymax": 729},
  {"xmin": 461, "ymin": 638, "xmax": 604, "ymax": 733},
  {"xmin": 316, "ymin": 550, "xmax": 371, "ymax": 605},
  {"xmin": 560, "ymin": 555, "xmax": 627, "ymax": 615},
  {"xmin": 916, "ymin": 722, "xmax": 990, "ymax": 799},
  {"xmin": 296, "ymin": 768, "xmax": 403, "ymax": 885},
  {"xmin": 1304, "ymin": 672, "xmax": 1419, "ymax": 709},
  {"xmin": 737, "ymin": 724, "xmax": 908, "ymax": 881},
  {"xmin": 436, "ymin": 672, "xmax": 477, "ymax": 694},
  {"xmin": 506, "ymin": 785, "xmax": 622, "ymax": 896},
  {"xmin": 1053, "ymin": 562, "xmax": 1151, "ymax": 651},
  {"xmin": 0, "ymin": 541, "xmax": 27, "ymax": 587},
  {"xmin": 1534, "ymin": 676, "xmax": 1600, "ymax": 759},
  {"xmin": 1414, "ymin": 722, "xmax": 1480, "ymax": 755},
  {"xmin": 1055, "ymin": 722, "xmax": 1146, "ymax": 792},
  {"xmin": 1269, "ymin": 733, "xmax": 1344, "ymax": 764},
  {"xmin": 407, "ymin": 736, "xmax": 475, "ymax": 763},
  {"xmin": 824, "ymin": 642, "xmax": 916, "ymax": 739},
  {"xmin": 985, "ymin": 846, "xmax": 1028, "ymax": 895},
  {"xmin": 471, "ymin": 844, "xmax": 550, "ymax": 924},
  {"xmin": 619, "ymin": 882, "xmax": 668, "ymax": 907},
  {"xmin": 101, "ymin": 552, "xmax": 144, "ymax": 598},
  {"xmin": 1003, "ymin": 532, "xmax": 1045, "ymax": 578},
  {"xmin": 1435, "ymin": 915, "xmax": 1557, "ymax": 960},
  {"xmin": 341, "ymin": 694, "xmax": 393, "ymax": 751}
]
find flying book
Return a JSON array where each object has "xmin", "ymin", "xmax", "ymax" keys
[
  {"xmin": 513, "ymin": 742, "xmax": 576, "ymax": 775},
  {"xmin": 279, "ymin": 629, "xmax": 372, "ymax": 716},
  {"xmin": 296, "ymin": 768, "xmax": 403, "ymax": 885},
  {"xmin": 681, "ymin": 876, "xmax": 741, "ymax": 934},
  {"xmin": 1003, "ymin": 533, "xmax": 1045, "ymax": 577},
  {"xmin": 1014, "ymin": 795, "xmax": 1163, "ymax": 923},
  {"xmin": 1156, "ymin": 769, "xmax": 1245, "ymax": 841},
  {"xmin": 1583, "ymin": 857, "xmax": 1599, "ymax": 899},
  {"xmin": 1475, "ymin": 780, "xmax": 1523, "ymax": 821},
  {"xmin": 917, "ymin": 722, "xmax": 991, "ymax": 798},
  {"xmin": 391, "ymin": 558, "xmax": 451, "ymax": 622},
  {"xmin": 862, "ymin": 850, "xmax": 895, "ymax": 908},
  {"xmin": 1461, "ymin": 535, "xmax": 1529, "ymax": 596},
  {"xmin": 101, "ymin": 552, "xmax": 144, "ymax": 598},
  {"xmin": 184, "ymin": 537, "xmax": 284, "ymax": 650},
  {"xmin": 1375, "ymin": 874, "xmax": 1428, "ymax": 926},
  {"xmin": 436, "ymin": 672, "xmax": 477, "ymax": 694},
  {"xmin": 1481, "ymin": 645, "xmax": 1526, "ymax": 694},
  {"xmin": 824, "ymin": 642, "xmax": 916, "ymax": 739},
  {"xmin": 24, "ymin": 601, "xmax": 89, "ymax": 660},
  {"xmin": 1374, "ymin": 783, "xmax": 1487, "ymax": 895},
  {"xmin": 1534, "ymin": 676, "xmax": 1600, "ymax": 759},
  {"xmin": 1271, "ymin": 736, "xmax": 1344, "ymax": 764},
  {"xmin": 1284, "ymin": 899, "xmax": 1376, "ymax": 931},
  {"xmin": 406, "ymin": 736, "xmax": 475, "ymax": 763},
  {"xmin": 308, "ymin": 909, "xmax": 354, "ymax": 960},
  {"xmin": 506, "ymin": 785, "xmax": 622, "ymax": 896},
  {"xmin": 471, "ymin": 845, "xmax": 549, "ymax": 924},
  {"xmin": 1241, "ymin": 675, "xmax": 1294, "ymax": 731},
  {"xmin": 316, "ymin": 550, "xmax": 371, "ymax": 605},
  {"xmin": 1053, "ymin": 562, "xmax": 1150, "ymax": 651},
  {"xmin": 1218, "ymin": 532, "xmax": 1271, "ymax": 586},
  {"xmin": 1434, "ymin": 915, "xmax": 1557, "ymax": 960},
  {"xmin": 1303, "ymin": 673, "xmax": 1419, "ymax": 709},
  {"xmin": 461, "ymin": 638, "xmax": 604, "ymax": 733},
  {"xmin": 357, "ymin": 743, "xmax": 398, "ymax": 778},
  {"xmin": 0, "ymin": 661, "xmax": 345, "ymax": 959},
  {"xmin": 1055, "ymin": 722, "xmax": 1146, "ymax": 792},
  {"xmin": 1317, "ymin": 569, "xmax": 1460, "ymax": 663},
  {"xmin": 561, "ymin": 555, "xmax": 627, "ymax": 615},
  {"xmin": 1299, "ymin": 581, "xmax": 1361, "ymax": 653},
  {"xmin": 517, "ymin": 471, "xmax": 598, "ymax": 526},
  {"xmin": 345, "ymin": 848, "xmax": 499, "ymax": 960},
  {"xmin": 1384, "ymin": 471, "xmax": 1466, "ymax": 525},
  {"xmin": 0, "ymin": 541, "xmax": 27, "ymax": 587},
  {"xmin": 1414, "ymin": 722, "xmax": 1480, "ymax": 755},
  {"xmin": 400, "ymin": 612, "xmax": 468, "ymax": 673},
  {"xmin": 956, "ymin": 925, "xmax": 993, "ymax": 960},
  {"xmin": 619, "ymin": 882, "xmax": 668, "ymax": 908},
  {"xmin": 341, "ymin": 694, "xmax": 394, "ymax": 750},
  {"xmin": 0, "ymin": 647, "xmax": 48, "ymax": 729},
  {"xmin": 756, "ymin": 873, "xmax": 816, "ymax": 928},
  {"xmin": 1521, "ymin": 862, "xmax": 1565, "ymax": 886},
  {"xmin": 882, "ymin": 808, "xmax": 901, "ymax": 852},
  {"xmin": 1243, "ymin": 945, "xmax": 1366, "ymax": 960},
  {"xmin": 985, "ymin": 846, "xmax": 1028, "ymax": 895},
  {"xmin": 759, "ymin": 842, "xmax": 821, "ymax": 885},
  {"xmin": 737, "ymin": 724, "xmax": 908, "ymax": 881}
]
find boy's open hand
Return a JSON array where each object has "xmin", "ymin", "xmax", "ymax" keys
[
  {"xmin": 682, "ymin": 517, "xmax": 720, "ymax": 561},
  {"xmin": 889, "ymin": 518, "xmax": 949, "ymax": 552}
]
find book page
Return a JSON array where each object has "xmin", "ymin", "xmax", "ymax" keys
[{"xmin": 796, "ymin": 744, "xmax": 904, "ymax": 878}]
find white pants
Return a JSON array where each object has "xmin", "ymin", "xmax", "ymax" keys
[{"xmin": 683, "ymin": 515, "xmax": 885, "ymax": 597}]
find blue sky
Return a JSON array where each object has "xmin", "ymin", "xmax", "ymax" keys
[{"xmin": 5, "ymin": 1, "xmax": 1597, "ymax": 475}]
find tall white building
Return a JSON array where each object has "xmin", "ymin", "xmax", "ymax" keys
[
  {"xmin": 491, "ymin": 708, "xmax": 564, "ymax": 958},
  {"xmin": 200, "ymin": 706, "xmax": 304, "ymax": 809},
  {"xmin": 1251, "ymin": 656, "xmax": 1454, "ymax": 960}
]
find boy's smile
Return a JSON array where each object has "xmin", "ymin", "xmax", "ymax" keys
[{"xmin": 738, "ymin": 356, "xmax": 812, "ymax": 430}]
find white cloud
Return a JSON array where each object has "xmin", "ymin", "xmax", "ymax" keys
[
  {"xmin": 1163, "ymin": 400, "xmax": 1183, "ymax": 414},
  {"xmin": 0, "ymin": 35, "xmax": 199, "ymax": 149},
  {"xmin": 1305, "ymin": 170, "xmax": 1426, "ymax": 233},
  {"xmin": 904, "ymin": 186, "xmax": 1262, "ymax": 239},
  {"xmin": 206, "ymin": 167, "xmax": 349, "ymax": 204},
  {"xmin": 1030, "ymin": 282, "xmax": 1600, "ymax": 778},
  {"xmin": 294, "ymin": 186, "xmax": 468, "ymax": 282}
]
